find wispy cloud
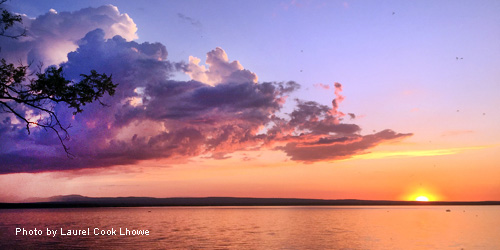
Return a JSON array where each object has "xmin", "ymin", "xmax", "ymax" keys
[
  {"xmin": 177, "ymin": 13, "xmax": 202, "ymax": 28},
  {"xmin": 351, "ymin": 145, "xmax": 491, "ymax": 160},
  {"xmin": 313, "ymin": 83, "xmax": 330, "ymax": 90},
  {"xmin": 441, "ymin": 130, "xmax": 474, "ymax": 137}
]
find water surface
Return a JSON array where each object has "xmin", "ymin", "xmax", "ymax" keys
[{"xmin": 1, "ymin": 206, "xmax": 499, "ymax": 249}]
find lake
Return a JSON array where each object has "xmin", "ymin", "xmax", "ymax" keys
[{"xmin": 1, "ymin": 206, "xmax": 499, "ymax": 249}]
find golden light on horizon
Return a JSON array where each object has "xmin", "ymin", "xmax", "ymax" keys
[
  {"xmin": 351, "ymin": 145, "xmax": 491, "ymax": 160},
  {"xmin": 405, "ymin": 187, "xmax": 441, "ymax": 202},
  {"xmin": 407, "ymin": 193, "xmax": 438, "ymax": 201},
  {"xmin": 415, "ymin": 196, "xmax": 429, "ymax": 202}
]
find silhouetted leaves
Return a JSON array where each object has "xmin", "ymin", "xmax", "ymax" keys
[
  {"xmin": 31, "ymin": 67, "xmax": 117, "ymax": 115},
  {"xmin": 0, "ymin": 2, "xmax": 117, "ymax": 156}
]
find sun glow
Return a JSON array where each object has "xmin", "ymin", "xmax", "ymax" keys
[
  {"xmin": 415, "ymin": 196, "xmax": 429, "ymax": 202},
  {"xmin": 405, "ymin": 188, "xmax": 440, "ymax": 201}
]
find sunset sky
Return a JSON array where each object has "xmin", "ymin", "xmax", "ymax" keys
[{"xmin": 1, "ymin": 0, "xmax": 499, "ymax": 202}]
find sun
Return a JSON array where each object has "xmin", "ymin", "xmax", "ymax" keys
[
  {"xmin": 405, "ymin": 187, "xmax": 440, "ymax": 201},
  {"xmin": 415, "ymin": 196, "xmax": 429, "ymax": 202}
]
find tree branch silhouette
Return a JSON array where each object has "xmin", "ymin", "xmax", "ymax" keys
[{"xmin": 0, "ymin": 1, "xmax": 117, "ymax": 157}]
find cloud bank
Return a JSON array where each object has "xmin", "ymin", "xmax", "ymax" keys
[{"xmin": 0, "ymin": 5, "xmax": 412, "ymax": 174}]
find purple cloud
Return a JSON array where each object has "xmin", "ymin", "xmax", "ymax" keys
[{"xmin": 0, "ymin": 6, "xmax": 413, "ymax": 174}]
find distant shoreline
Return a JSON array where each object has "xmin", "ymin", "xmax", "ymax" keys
[{"xmin": 2, "ymin": 196, "xmax": 500, "ymax": 209}]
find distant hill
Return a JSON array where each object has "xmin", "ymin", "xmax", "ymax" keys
[
  {"xmin": 2, "ymin": 195, "xmax": 500, "ymax": 209},
  {"xmin": 22, "ymin": 194, "xmax": 89, "ymax": 203}
]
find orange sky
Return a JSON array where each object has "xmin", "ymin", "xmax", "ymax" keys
[
  {"xmin": 1, "ymin": 143, "xmax": 498, "ymax": 202},
  {"xmin": 1, "ymin": 1, "xmax": 500, "ymax": 203}
]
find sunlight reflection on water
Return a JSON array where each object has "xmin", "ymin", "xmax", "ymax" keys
[{"xmin": 1, "ymin": 206, "xmax": 499, "ymax": 249}]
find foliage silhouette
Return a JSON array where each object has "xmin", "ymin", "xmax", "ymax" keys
[{"xmin": 0, "ymin": 1, "xmax": 117, "ymax": 157}]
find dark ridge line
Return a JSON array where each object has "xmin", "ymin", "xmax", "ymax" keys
[{"xmin": 1, "ymin": 197, "xmax": 500, "ymax": 209}]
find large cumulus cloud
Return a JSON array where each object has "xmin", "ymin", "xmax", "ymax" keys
[
  {"xmin": 0, "ymin": 6, "xmax": 412, "ymax": 174},
  {"xmin": 0, "ymin": 5, "xmax": 137, "ymax": 67},
  {"xmin": 186, "ymin": 47, "xmax": 258, "ymax": 86}
]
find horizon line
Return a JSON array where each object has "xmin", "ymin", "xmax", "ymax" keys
[{"xmin": 2, "ymin": 196, "xmax": 500, "ymax": 209}]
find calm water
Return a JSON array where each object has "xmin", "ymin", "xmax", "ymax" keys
[{"xmin": 1, "ymin": 206, "xmax": 499, "ymax": 249}]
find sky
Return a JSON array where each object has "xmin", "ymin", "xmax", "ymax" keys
[{"xmin": 0, "ymin": 0, "xmax": 499, "ymax": 202}]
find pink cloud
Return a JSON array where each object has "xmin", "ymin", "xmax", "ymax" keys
[
  {"xmin": 313, "ymin": 83, "xmax": 330, "ymax": 90},
  {"xmin": 278, "ymin": 130, "xmax": 412, "ymax": 162},
  {"xmin": 441, "ymin": 130, "xmax": 474, "ymax": 137},
  {"xmin": 330, "ymin": 82, "xmax": 346, "ymax": 120},
  {"xmin": 186, "ymin": 47, "xmax": 258, "ymax": 86}
]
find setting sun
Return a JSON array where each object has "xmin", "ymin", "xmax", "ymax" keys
[
  {"xmin": 405, "ymin": 187, "xmax": 441, "ymax": 202},
  {"xmin": 415, "ymin": 196, "xmax": 429, "ymax": 202}
]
